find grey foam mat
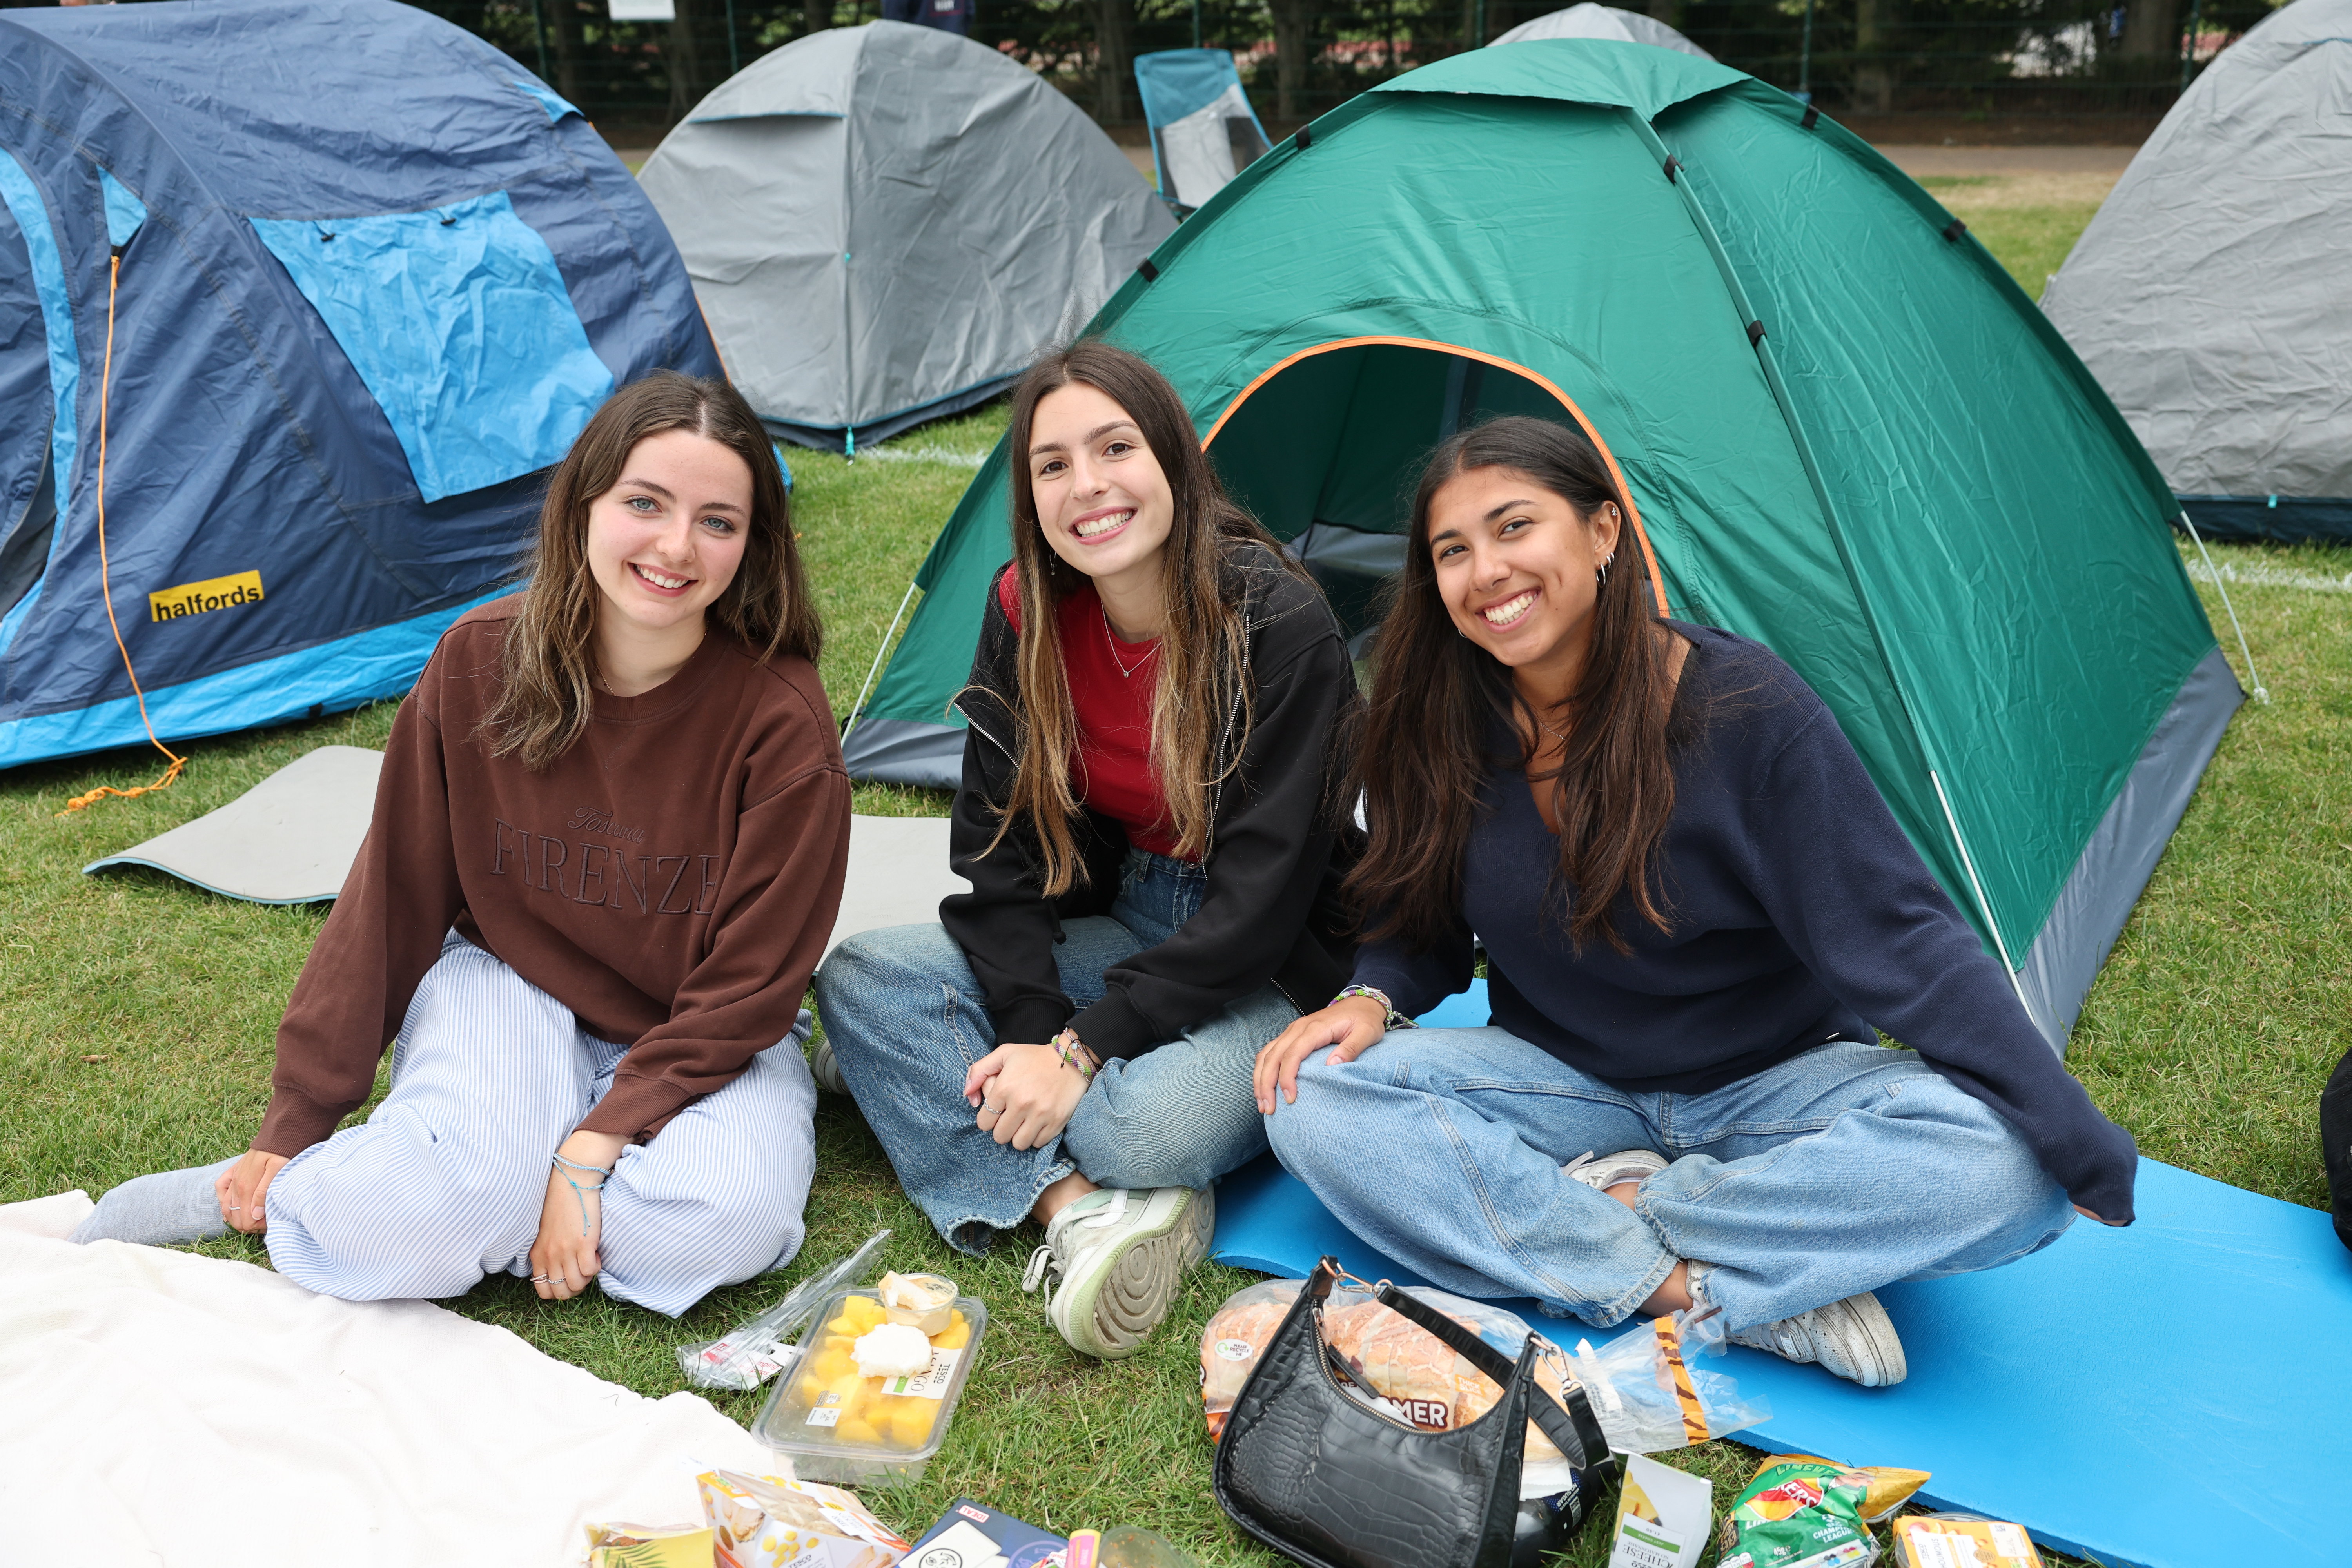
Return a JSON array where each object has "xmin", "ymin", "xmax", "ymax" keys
[
  {"xmin": 83, "ymin": 745, "xmax": 968, "ymax": 944},
  {"xmin": 83, "ymin": 745, "xmax": 384, "ymax": 904}
]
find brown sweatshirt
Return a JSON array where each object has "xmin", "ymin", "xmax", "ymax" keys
[{"xmin": 254, "ymin": 598, "xmax": 852, "ymax": 1157}]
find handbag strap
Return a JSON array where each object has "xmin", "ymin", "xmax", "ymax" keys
[{"xmin": 1372, "ymin": 1284, "xmax": 1613, "ymax": 1472}]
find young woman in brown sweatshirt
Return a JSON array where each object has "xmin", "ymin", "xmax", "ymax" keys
[{"xmin": 73, "ymin": 373, "xmax": 851, "ymax": 1318}]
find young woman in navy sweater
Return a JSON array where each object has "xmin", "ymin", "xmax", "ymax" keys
[{"xmin": 1256, "ymin": 416, "xmax": 2133, "ymax": 1386}]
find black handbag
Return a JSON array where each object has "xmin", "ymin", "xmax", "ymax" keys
[{"xmin": 1212, "ymin": 1257, "xmax": 1617, "ymax": 1568}]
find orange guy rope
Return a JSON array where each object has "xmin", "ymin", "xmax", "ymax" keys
[{"xmin": 59, "ymin": 252, "xmax": 185, "ymax": 815}]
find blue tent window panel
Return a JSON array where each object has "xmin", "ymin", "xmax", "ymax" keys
[
  {"xmin": 252, "ymin": 192, "xmax": 614, "ymax": 503},
  {"xmin": 99, "ymin": 169, "xmax": 147, "ymax": 248}
]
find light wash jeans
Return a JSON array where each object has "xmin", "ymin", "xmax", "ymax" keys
[
  {"xmin": 1264, "ymin": 1025, "xmax": 2074, "ymax": 1333},
  {"xmin": 815, "ymin": 848, "xmax": 1299, "ymax": 1255}
]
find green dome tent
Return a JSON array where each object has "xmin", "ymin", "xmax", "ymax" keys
[{"xmin": 842, "ymin": 41, "xmax": 2240, "ymax": 1051}]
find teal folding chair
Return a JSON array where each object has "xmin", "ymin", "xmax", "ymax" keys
[{"xmin": 1133, "ymin": 49, "xmax": 1272, "ymax": 214}]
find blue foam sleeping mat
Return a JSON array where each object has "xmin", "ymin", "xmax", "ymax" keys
[{"xmin": 1210, "ymin": 982, "xmax": 2352, "ymax": 1568}]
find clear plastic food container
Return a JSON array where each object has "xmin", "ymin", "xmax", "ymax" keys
[{"xmin": 751, "ymin": 1285, "xmax": 988, "ymax": 1486}]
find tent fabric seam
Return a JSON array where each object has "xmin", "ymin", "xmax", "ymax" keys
[{"xmin": 0, "ymin": 147, "xmax": 78, "ymax": 662}]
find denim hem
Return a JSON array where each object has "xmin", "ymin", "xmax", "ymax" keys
[
  {"xmin": 938, "ymin": 1155, "xmax": 1074, "ymax": 1257},
  {"xmin": 1579, "ymin": 1245, "xmax": 1681, "ymax": 1329}
]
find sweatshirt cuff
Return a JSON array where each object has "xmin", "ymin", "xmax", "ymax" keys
[
  {"xmin": 2053, "ymin": 1134, "xmax": 2140, "ymax": 1226},
  {"xmin": 1351, "ymin": 959, "xmax": 1439, "ymax": 1024},
  {"xmin": 989, "ymin": 999, "xmax": 1073, "ymax": 1049},
  {"xmin": 254, "ymin": 1087, "xmax": 347, "ymax": 1158},
  {"xmin": 578, "ymin": 1072, "xmax": 697, "ymax": 1144},
  {"xmin": 1070, "ymin": 988, "xmax": 1156, "ymax": 1063}
]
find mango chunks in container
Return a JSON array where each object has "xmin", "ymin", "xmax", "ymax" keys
[{"xmin": 751, "ymin": 1285, "xmax": 987, "ymax": 1486}]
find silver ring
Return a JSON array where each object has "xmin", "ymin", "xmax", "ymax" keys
[
  {"xmin": 532, "ymin": 1274, "xmax": 550, "ymax": 1283},
  {"xmin": 226, "ymin": 1205, "xmax": 243, "ymax": 1210}
]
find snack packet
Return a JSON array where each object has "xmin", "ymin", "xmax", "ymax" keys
[
  {"xmin": 1715, "ymin": 1456, "xmax": 1878, "ymax": 1568},
  {"xmin": 1763, "ymin": 1455, "xmax": 1929, "ymax": 1524},
  {"xmin": 697, "ymin": 1467, "xmax": 911, "ymax": 1567},
  {"xmin": 584, "ymin": 1521, "xmax": 716, "ymax": 1568},
  {"xmin": 1891, "ymin": 1516, "xmax": 2044, "ymax": 1568}
]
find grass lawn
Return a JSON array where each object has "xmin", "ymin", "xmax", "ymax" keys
[{"xmin": 5, "ymin": 188, "xmax": 2343, "ymax": 1563}]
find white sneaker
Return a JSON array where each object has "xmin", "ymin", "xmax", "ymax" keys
[
  {"xmin": 809, "ymin": 1037, "xmax": 847, "ymax": 1095},
  {"xmin": 1020, "ymin": 1185, "xmax": 1213, "ymax": 1359},
  {"xmin": 1563, "ymin": 1148, "xmax": 1671, "ymax": 1192},
  {"xmin": 1728, "ymin": 1291, "xmax": 1908, "ymax": 1387}
]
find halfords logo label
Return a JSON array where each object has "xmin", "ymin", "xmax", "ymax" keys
[{"xmin": 150, "ymin": 570, "xmax": 265, "ymax": 622}]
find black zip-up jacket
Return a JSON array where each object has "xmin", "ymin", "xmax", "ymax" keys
[{"xmin": 940, "ymin": 546, "xmax": 1362, "ymax": 1061}]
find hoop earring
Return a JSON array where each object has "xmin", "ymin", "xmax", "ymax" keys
[{"xmin": 1597, "ymin": 550, "xmax": 1617, "ymax": 585}]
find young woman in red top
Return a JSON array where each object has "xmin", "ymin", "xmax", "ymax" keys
[
  {"xmin": 815, "ymin": 341, "xmax": 1360, "ymax": 1359},
  {"xmin": 73, "ymin": 374, "xmax": 851, "ymax": 1317}
]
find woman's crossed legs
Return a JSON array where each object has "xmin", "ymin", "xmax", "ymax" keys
[{"xmin": 1265, "ymin": 1025, "xmax": 2073, "ymax": 1337}]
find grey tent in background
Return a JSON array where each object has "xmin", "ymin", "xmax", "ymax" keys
[
  {"xmin": 2042, "ymin": 0, "xmax": 2352, "ymax": 544},
  {"xmin": 638, "ymin": 22, "xmax": 1175, "ymax": 453},
  {"xmin": 1488, "ymin": 3, "xmax": 1713, "ymax": 57}
]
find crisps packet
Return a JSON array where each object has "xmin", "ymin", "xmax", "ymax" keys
[
  {"xmin": 1891, "ymin": 1516, "xmax": 2044, "ymax": 1568},
  {"xmin": 584, "ymin": 1521, "xmax": 716, "ymax": 1568},
  {"xmin": 1763, "ymin": 1454, "xmax": 1930, "ymax": 1524},
  {"xmin": 697, "ymin": 1467, "xmax": 911, "ymax": 1567},
  {"xmin": 1716, "ymin": 1456, "xmax": 1878, "ymax": 1568}
]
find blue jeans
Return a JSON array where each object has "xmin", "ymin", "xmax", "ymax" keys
[
  {"xmin": 1265, "ymin": 1027, "xmax": 2074, "ymax": 1332},
  {"xmin": 815, "ymin": 848, "xmax": 1299, "ymax": 1255}
]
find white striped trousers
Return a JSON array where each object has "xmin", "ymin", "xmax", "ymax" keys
[{"xmin": 263, "ymin": 931, "xmax": 817, "ymax": 1318}]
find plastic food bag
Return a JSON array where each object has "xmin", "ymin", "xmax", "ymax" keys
[
  {"xmin": 1891, "ymin": 1515, "xmax": 2042, "ymax": 1568},
  {"xmin": 1566, "ymin": 1306, "xmax": 1774, "ymax": 1456},
  {"xmin": 677, "ymin": 1229, "xmax": 891, "ymax": 1390}
]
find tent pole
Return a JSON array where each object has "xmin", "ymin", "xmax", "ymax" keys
[
  {"xmin": 2179, "ymin": 510, "xmax": 2268, "ymax": 702},
  {"xmin": 726, "ymin": 0, "xmax": 741, "ymax": 78},
  {"xmin": 531, "ymin": 0, "xmax": 551, "ymax": 83},
  {"xmin": 1798, "ymin": 0, "xmax": 1814, "ymax": 97},
  {"xmin": 1621, "ymin": 106, "xmax": 2032, "ymax": 988},
  {"xmin": 1931, "ymin": 770, "xmax": 2043, "ymax": 1029},
  {"xmin": 841, "ymin": 579, "xmax": 921, "ymax": 750}
]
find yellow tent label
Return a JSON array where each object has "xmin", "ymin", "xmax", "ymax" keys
[{"xmin": 149, "ymin": 570, "xmax": 265, "ymax": 623}]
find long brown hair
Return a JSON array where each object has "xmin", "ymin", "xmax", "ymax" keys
[
  {"xmin": 1350, "ymin": 415, "xmax": 1681, "ymax": 953},
  {"xmin": 480, "ymin": 371, "xmax": 817, "ymax": 769},
  {"xmin": 986, "ymin": 340, "xmax": 1303, "ymax": 893}
]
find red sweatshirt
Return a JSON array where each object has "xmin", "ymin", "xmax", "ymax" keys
[{"xmin": 254, "ymin": 597, "xmax": 851, "ymax": 1157}]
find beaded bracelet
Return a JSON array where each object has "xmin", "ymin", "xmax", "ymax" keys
[
  {"xmin": 1051, "ymin": 1027, "xmax": 1098, "ymax": 1082},
  {"xmin": 1332, "ymin": 983, "xmax": 1417, "ymax": 1032}
]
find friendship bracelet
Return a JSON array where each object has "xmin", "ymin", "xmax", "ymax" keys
[
  {"xmin": 1332, "ymin": 983, "xmax": 1417, "ymax": 1032},
  {"xmin": 551, "ymin": 1153, "xmax": 613, "ymax": 1238},
  {"xmin": 1051, "ymin": 1027, "xmax": 1098, "ymax": 1082}
]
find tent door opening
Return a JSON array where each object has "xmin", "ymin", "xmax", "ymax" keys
[{"xmin": 1202, "ymin": 338, "xmax": 1661, "ymax": 649}]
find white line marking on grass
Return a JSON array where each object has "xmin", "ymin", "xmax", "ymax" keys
[
  {"xmin": 2187, "ymin": 561, "xmax": 2352, "ymax": 594},
  {"xmin": 863, "ymin": 445, "xmax": 990, "ymax": 468}
]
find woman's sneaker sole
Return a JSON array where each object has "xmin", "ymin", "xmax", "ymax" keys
[
  {"xmin": 1049, "ymin": 1186, "xmax": 1204, "ymax": 1360},
  {"xmin": 1729, "ymin": 1290, "xmax": 1907, "ymax": 1387}
]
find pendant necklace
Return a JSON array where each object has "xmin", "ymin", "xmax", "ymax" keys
[{"xmin": 1101, "ymin": 603, "xmax": 1159, "ymax": 679}]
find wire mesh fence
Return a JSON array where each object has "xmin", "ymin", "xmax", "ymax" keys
[{"xmin": 440, "ymin": 0, "xmax": 2276, "ymax": 142}]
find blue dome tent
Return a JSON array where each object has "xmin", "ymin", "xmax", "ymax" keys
[{"xmin": 0, "ymin": 0, "xmax": 719, "ymax": 771}]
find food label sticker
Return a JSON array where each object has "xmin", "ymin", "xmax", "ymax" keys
[
  {"xmin": 1988, "ymin": 1523, "xmax": 2033, "ymax": 1560},
  {"xmin": 1214, "ymin": 1338, "xmax": 1254, "ymax": 1361},
  {"xmin": 881, "ymin": 1347, "xmax": 963, "ymax": 1399},
  {"xmin": 804, "ymin": 1406, "xmax": 843, "ymax": 1427}
]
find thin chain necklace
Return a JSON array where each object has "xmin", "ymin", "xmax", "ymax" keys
[{"xmin": 1101, "ymin": 603, "xmax": 1160, "ymax": 679}]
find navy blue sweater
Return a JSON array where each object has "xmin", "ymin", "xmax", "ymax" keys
[{"xmin": 1355, "ymin": 623, "xmax": 2138, "ymax": 1223}]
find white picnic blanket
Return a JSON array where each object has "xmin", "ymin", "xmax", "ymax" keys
[{"xmin": 0, "ymin": 1194, "xmax": 771, "ymax": 1566}]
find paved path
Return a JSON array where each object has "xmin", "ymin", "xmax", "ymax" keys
[{"xmin": 1870, "ymin": 145, "xmax": 2137, "ymax": 177}]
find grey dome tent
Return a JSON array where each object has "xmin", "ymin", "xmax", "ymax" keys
[
  {"xmin": 2042, "ymin": 0, "xmax": 2352, "ymax": 543},
  {"xmin": 1490, "ymin": 3, "xmax": 1714, "ymax": 57},
  {"xmin": 638, "ymin": 22, "xmax": 1175, "ymax": 454}
]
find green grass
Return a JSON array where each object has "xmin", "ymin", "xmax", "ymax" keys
[
  {"xmin": 1916, "ymin": 173, "xmax": 2110, "ymax": 298},
  {"xmin": 7, "ymin": 198, "xmax": 2345, "ymax": 1562}
]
